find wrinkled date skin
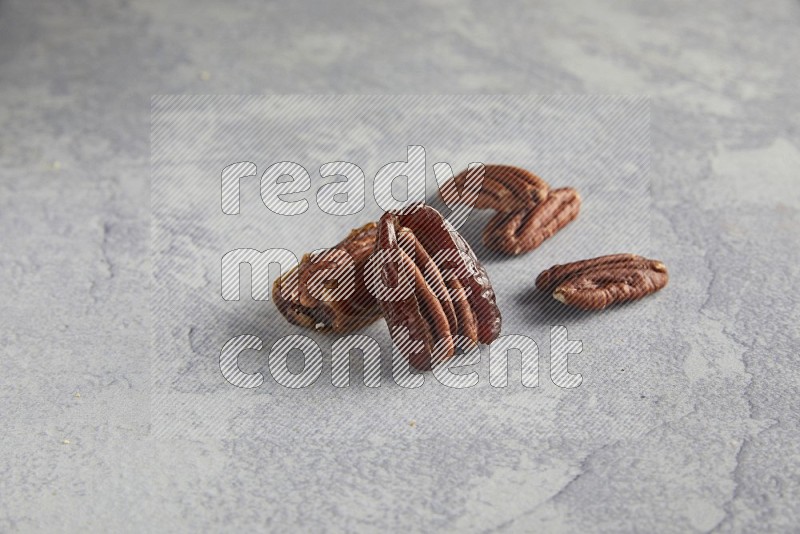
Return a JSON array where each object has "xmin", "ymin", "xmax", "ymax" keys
[
  {"xmin": 273, "ymin": 222, "xmax": 382, "ymax": 332},
  {"xmin": 376, "ymin": 204, "xmax": 502, "ymax": 370},
  {"xmin": 536, "ymin": 253, "xmax": 669, "ymax": 310}
]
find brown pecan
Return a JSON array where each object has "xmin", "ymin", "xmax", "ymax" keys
[
  {"xmin": 440, "ymin": 164, "xmax": 550, "ymax": 212},
  {"xmin": 375, "ymin": 205, "xmax": 502, "ymax": 370},
  {"xmin": 536, "ymin": 253, "xmax": 669, "ymax": 310},
  {"xmin": 273, "ymin": 222, "xmax": 382, "ymax": 332},
  {"xmin": 482, "ymin": 187, "xmax": 581, "ymax": 255}
]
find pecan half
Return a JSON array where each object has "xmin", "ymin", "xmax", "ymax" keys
[
  {"xmin": 273, "ymin": 222, "xmax": 382, "ymax": 332},
  {"xmin": 440, "ymin": 164, "xmax": 550, "ymax": 212},
  {"xmin": 536, "ymin": 253, "xmax": 669, "ymax": 310},
  {"xmin": 483, "ymin": 187, "xmax": 581, "ymax": 255},
  {"xmin": 376, "ymin": 205, "xmax": 502, "ymax": 370}
]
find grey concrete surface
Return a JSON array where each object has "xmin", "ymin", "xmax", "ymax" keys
[{"xmin": 1, "ymin": 0, "xmax": 799, "ymax": 532}]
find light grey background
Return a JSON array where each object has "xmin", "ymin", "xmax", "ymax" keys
[
  {"xmin": 151, "ymin": 95, "xmax": 649, "ymax": 438},
  {"xmin": 1, "ymin": 1, "xmax": 799, "ymax": 532}
]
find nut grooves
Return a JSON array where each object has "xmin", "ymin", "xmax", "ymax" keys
[
  {"xmin": 440, "ymin": 164, "xmax": 550, "ymax": 212},
  {"xmin": 483, "ymin": 187, "xmax": 581, "ymax": 255},
  {"xmin": 376, "ymin": 205, "xmax": 502, "ymax": 370},
  {"xmin": 272, "ymin": 207, "xmax": 503, "ymax": 370},
  {"xmin": 441, "ymin": 164, "xmax": 581, "ymax": 255},
  {"xmin": 536, "ymin": 254, "xmax": 669, "ymax": 310},
  {"xmin": 273, "ymin": 222, "xmax": 382, "ymax": 332},
  {"xmin": 272, "ymin": 161, "xmax": 669, "ymax": 372}
]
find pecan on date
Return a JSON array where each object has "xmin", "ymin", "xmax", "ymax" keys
[
  {"xmin": 440, "ymin": 164, "xmax": 550, "ymax": 212},
  {"xmin": 375, "ymin": 205, "xmax": 502, "ymax": 370},
  {"xmin": 536, "ymin": 253, "xmax": 669, "ymax": 310},
  {"xmin": 482, "ymin": 187, "xmax": 581, "ymax": 255},
  {"xmin": 273, "ymin": 222, "xmax": 382, "ymax": 332}
]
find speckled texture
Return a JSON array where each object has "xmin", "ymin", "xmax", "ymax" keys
[{"xmin": 1, "ymin": 0, "xmax": 799, "ymax": 532}]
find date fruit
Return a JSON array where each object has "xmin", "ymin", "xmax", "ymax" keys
[
  {"xmin": 273, "ymin": 222, "xmax": 382, "ymax": 332},
  {"xmin": 483, "ymin": 187, "xmax": 581, "ymax": 255},
  {"xmin": 536, "ymin": 253, "xmax": 669, "ymax": 310},
  {"xmin": 376, "ymin": 205, "xmax": 502, "ymax": 370}
]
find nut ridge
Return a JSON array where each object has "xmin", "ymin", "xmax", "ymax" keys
[
  {"xmin": 440, "ymin": 164, "xmax": 550, "ymax": 213},
  {"xmin": 273, "ymin": 222, "xmax": 382, "ymax": 332},
  {"xmin": 376, "ymin": 205, "xmax": 502, "ymax": 370},
  {"xmin": 536, "ymin": 253, "xmax": 669, "ymax": 310},
  {"xmin": 483, "ymin": 187, "xmax": 581, "ymax": 255}
]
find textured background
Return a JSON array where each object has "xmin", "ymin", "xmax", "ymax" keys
[{"xmin": 1, "ymin": 0, "xmax": 799, "ymax": 532}]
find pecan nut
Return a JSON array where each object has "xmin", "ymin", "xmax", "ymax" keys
[
  {"xmin": 483, "ymin": 187, "xmax": 581, "ymax": 255},
  {"xmin": 273, "ymin": 222, "xmax": 382, "ymax": 332},
  {"xmin": 375, "ymin": 205, "xmax": 502, "ymax": 370},
  {"xmin": 536, "ymin": 253, "xmax": 669, "ymax": 310},
  {"xmin": 440, "ymin": 164, "xmax": 550, "ymax": 212}
]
